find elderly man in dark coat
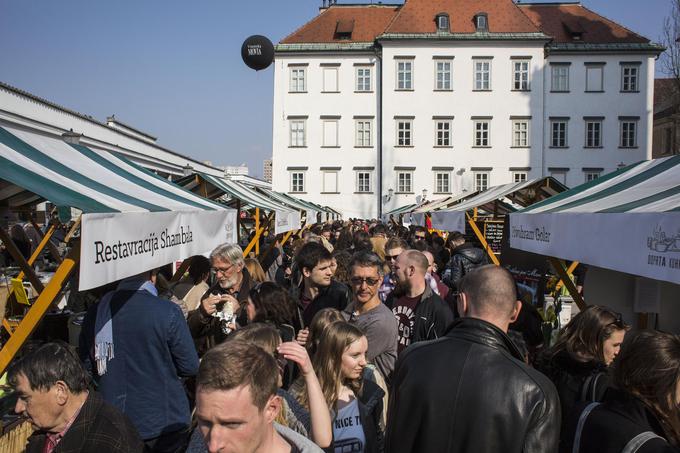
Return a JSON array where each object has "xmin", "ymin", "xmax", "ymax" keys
[{"xmin": 9, "ymin": 342, "xmax": 143, "ymax": 453}]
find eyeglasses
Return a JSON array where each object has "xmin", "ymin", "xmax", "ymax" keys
[
  {"xmin": 212, "ymin": 264, "xmax": 234, "ymax": 275},
  {"xmin": 350, "ymin": 277, "xmax": 381, "ymax": 286}
]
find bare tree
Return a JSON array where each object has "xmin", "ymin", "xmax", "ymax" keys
[{"xmin": 662, "ymin": 0, "xmax": 680, "ymax": 93}]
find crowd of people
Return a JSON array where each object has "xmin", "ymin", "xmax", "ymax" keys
[{"xmin": 6, "ymin": 220, "xmax": 680, "ymax": 453}]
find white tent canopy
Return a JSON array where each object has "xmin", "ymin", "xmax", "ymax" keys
[
  {"xmin": 0, "ymin": 124, "xmax": 237, "ymax": 290},
  {"xmin": 510, "ymin": 155, "xmax": 680, "ymax": 285}
]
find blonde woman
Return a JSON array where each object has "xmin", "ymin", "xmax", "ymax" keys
[{"xmin": 294, "ymin": 321, "xmax": 384, "ymax": 453}]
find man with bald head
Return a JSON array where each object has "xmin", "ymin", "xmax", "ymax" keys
[
  {"xmin": 386, "ymin": 265, "xmax": 560, "ymax": 453},
  {"xmin": 385, "ymin": 249, "xmax": 453, "ymax": 355}
]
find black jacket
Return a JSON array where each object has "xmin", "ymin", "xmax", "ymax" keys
[
  {"xmin": 384, "ymin": 284, "xmax": 453, "ymax": 345},
  {"xmin": 442, "ymin": 243, "xmax": 489, "ymax": 290},
  {"xmin": 385, "ymin": 318, "xmax": 561, "ymax": 453},
  {"xmin": 187, "ymin": 268, "xmax": 254, "ymax": 356},
  {"xmin": 535, "ymin": 349, "xmax": 609, "ymax": 448},
  {"xmin": 26, "ymin": 392, "xmax": 143, "ymax": 453},
  {"xmin": 562, "ymin": 389, "xmax": 678, "ymax": 453},
  {"xmin": 290, "ymin": 280, "xmax": 352, "ymax": 327},
  {"xmin": 356, "ymin": 379, "xmax": 385, "ymax": 453}
]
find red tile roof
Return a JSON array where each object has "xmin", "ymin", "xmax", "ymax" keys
[
  {"xmin": 280, "ymin": 5, "xmax": 400, "ymax": 44},
  {"xmin": 384, "ymin": 0, "xmax": 540, "ymax": 34},
  {"xmin": 280, "ymin": 1, "xmax": 651, "ymax": 45},
  {"xmin": 518, "ymin": 3, "xmax": 649, "ymax": 44}
]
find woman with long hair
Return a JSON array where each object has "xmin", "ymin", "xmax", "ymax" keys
[
  {"xmin": 244, "ymin": 257, "xmax": 268, "ymax": 284},
  {"xmin": 565, "ymin": 330, "xmax": 680, "ymax": 452},
  {"xmin": 535, "ymin": 305, "xmax": 630, "ymax": 444},
  {"xmin": 246, "ymin": 281, "xmax": 302, "ymax": 334},
  {"xmin": 294, "ymin": 321, "xmax": 384, "ymax": 453}
]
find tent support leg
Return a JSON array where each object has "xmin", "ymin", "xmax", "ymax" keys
[
  {"xmin": 465, "ymin": 213, "xmax": 499, "ymax": 266},
  {"xmin": 0, "ymin": 227, "xmax": 44, "ymax": 294},
  {"xmin": 171, "ymin": 256, "xmax": 194, "ymax": 283},
  {"xmin": 63, "ymin": 215, "xmax": 81, "ymax": 244},
  {"xmin": 555, "ymin": 261, "xmax": 579, "ymax": 292},
  {"xmin": 255, "ymin": 208, "xmax": 260, "ymax": 256},
  {"xmin": 16, "ymin": 226, "xmax": 56, "ymax": 282},
  {"xmin": 30, "ymin": 221, "xmax": 62, "ymax": 264},
  {"xmin": 548, "ymin": 257, "xmax": 586, "ymax": 311},
  {"xmin": 243, "ymin": 226, "xmax": 265, "ymax": 257},
  {"xmin": 0, "ymin": 242, "xmax": 80, "ymax": 375}
]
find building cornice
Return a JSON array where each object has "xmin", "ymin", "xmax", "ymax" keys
[
  {"xmin": 547, "ymin": 42, "xmax": 665, "ymax": 55},
  {"xmin": 275, "ymin": 42, "xmax": 376, "ymax": 53},
  {"xmin": 377, "ymin": 32, "xmax": 551, "ymax": 42}
]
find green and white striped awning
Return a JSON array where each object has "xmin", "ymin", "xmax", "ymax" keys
[
  {"xmin": 0, "ymin": 124, "xmax": 237, "ymax": 290},
  {"xmin": 510, "ymin": 155, "xmax": 680, "ymax": 284}
]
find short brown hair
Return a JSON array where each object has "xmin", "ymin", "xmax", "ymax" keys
[
  {"xmin": 197, "ymin": 341, "xmax": 278, "ymax": 411},
  {"xmin": 385, "ymin": 237, "xmax": 408, "ymax": 252}
]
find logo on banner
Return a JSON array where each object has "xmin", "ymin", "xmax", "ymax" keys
[
  {"xmin": 511, "ymin": 225, "xmax": 552, "ymax": 243},
  {"xmin": 647, "ymin": 226, "xmax": 680, "ymax": 271}
]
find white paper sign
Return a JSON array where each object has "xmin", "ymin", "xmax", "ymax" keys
[
  {"xmin": 80, "ymin": 209, "xmax": 236, "ymax": 290},
  {"xmin": 509, "ymin": 212, "xmax": 680, "ymax": 285},
  {"xmin": 429, "ymin": 210, "xmax": 466, "ymax": 233},
  {"xmin": 275, "ymin": 210, "xmax": 301, "ymax": 235}
]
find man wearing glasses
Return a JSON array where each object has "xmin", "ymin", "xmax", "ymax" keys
[
  {"xmin": 378, "ymin": 237, "xmax": 408, "ymax": 303},
  {"xmin": 343, "ymin": 251, "xmax": 398, "ymax": 382},
  {"xmin": 187, "ymin": 243, "xmax": 254, "ymax": 355}
]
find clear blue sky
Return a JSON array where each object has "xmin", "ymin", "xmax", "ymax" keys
[{"xmin": 0, "ymin": 0, "xmax": 672, "ymax": 178}]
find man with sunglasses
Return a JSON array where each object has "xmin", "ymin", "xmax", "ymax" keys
[
  {"xmin": 378, "ymin": 237, "xmax": 408, "ymax": 303},
  {"xmin": 343, "ymin": 252, "xmax": 398, "ymax": 382}
]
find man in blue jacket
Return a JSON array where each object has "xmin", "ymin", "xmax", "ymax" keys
[{"xmin": 80, "ymin": 269, "xmax": 199, "ymax": 453}]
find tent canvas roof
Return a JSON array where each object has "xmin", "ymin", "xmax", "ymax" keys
[{"xmin": 510, "ymin": 155, "xmax": 680, "ymax": 284}]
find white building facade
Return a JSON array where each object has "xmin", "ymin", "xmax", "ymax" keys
[{"xmin": 272, "ymin": 1, "xmax": 662, "ymax": 219}]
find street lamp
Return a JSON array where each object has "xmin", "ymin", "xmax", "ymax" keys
[{"xmin": 382, "ymin": 188, "xmax": 394, "ymax": 204}]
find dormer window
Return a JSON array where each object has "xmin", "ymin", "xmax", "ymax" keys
[
  {"xmin": 563, "ymin": 20, "xmax": 585, "ymax": 41},
  {"xmin": 435, "ymin": 13, "xmax": 450, "ymax": 32},
  {"xmin": 474, "ymin": 13, "xmax": 488, "ymax": 32}
]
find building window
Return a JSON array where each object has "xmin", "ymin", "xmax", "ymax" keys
[
  {"xmin": 355, "ymin": 120, "xmax": 372, "ymax": 147},
  {"xmin": 584, "ymin": 171, "xmax": 601, "ymax": 182},
  {"xmin": 474, "ymin": 172, "xmax": 489, "ymax": 191},
  {"xmin": 322, "ymin": 67, "xmax": 339, "ymax": 92},
  {"xmin": 436, "ymin": 13, "xmax": 450, "ymax": 32},
  {"xmin": 474, "ymin": 120, "xmax": 490, "ymax": 147},
  {"xmin": 513, "ymin": 172, "xmax": 528, "ymax": 183},
  {"xmin": 621, "ymin": 64, "xmax": 639, "ymax": 92},
  {"xmin": 289, "ymin": 67, "xmax": 306, "ymax": 92},
  {"xmin": 550, "ymin": 119, "xmax": 568, "ymax": 147},
  {"xmin": 435, "ymin": 120, "xmax": 452, "ymax": 146},
  {"xmin": 434, "ymin": 172, "xmax": 451, "ymax": 193},
  {"xmin": 585, "ymin": 65, "xmax": 604, "ymax": 92},
  {"xmin": 550, "ymin": 170, "xmax": 567, "ymax": 185},
  {"xmin": 551, "ymin": 65, "xmax": 569, "ymax": 92},
  {"xmin": 289, "ymin": 120, "xmax": 306, "ymax": 147},
  {"xmin": 512, "ymin": 120, "xmax": 529, "ymax": 147},
  {"xmin": 513, "ymin": 60, "xmax": 530, "ymax": 91},
  {"xmin": 291, "ymin": 172, "xmax": 305, "ymax": 193},
  {"xmin": 396, "ymin": 119, "xmax": 413, "ymax": 146},
  {"xmin": 356, "ymin": 172, "xmax": 371, "ymax": 193},
  {"xmin": 620, "ymin": 119, "xmax": 638, "ymax": 148},
  {"xmin": 474, "ymin": 13, "xmax": 488, "ymax": 32},
  {"xmin": 322, "ymin": 120, "xmax": 338, "ymax": 147},
  {"xmin": 474, "ymin": 59, "xmax": 491, "ymax": 90},
  {"xmin": 356, "ymin": 67, "xmax": 372, "ymax": 92},
  {"xmin": 396, "ymin": 60, "xmax": 413, "ymax": 90},
  {"xmin": 322, "ymin": 171, "xmax": 338, "ymax": 193},
  {"xmin": 435, "ymin": 60, "xmax": 452, "ymax": 90},
  {"xmin": 396, "ymin": 171, "xmax": 413, "ymax": 193},
  {"xmin": 585, "ymin": 119, "xmax": 603, "ymax": 148}
]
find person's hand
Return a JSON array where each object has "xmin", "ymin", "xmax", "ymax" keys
[
  {"xmin": 278, "ymin": 341, "xmax": 313, "ymax": 376},
  {"xmin": 220, "ymin": 294, "xmax": 240, "ymax": 315},
  {"xmin": 201, "ymin": 294, "xmax": 221, "ymax": 315},
  {"xmin": 296, "ymin": 328, "xmax": 309, "ymax": 346}
]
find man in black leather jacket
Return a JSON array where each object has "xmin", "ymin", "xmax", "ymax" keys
[
  {"xmin": 386, "ymin": 265, "xmax": 560, "ymax": 453},
  {"xmin": 442, "ymin": 231, "xmax": 489, "ymax": 291}
]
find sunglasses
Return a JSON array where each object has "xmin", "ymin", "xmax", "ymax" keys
[
  {"xmin": 415, "ymin": 235, "xmax": 426, "ymax": 240},
  {"xmin": 350, "ymin": 277, "xmax": 381, "ymax": 286},
  {"xmin": 385, "ymin": 254, "xmax": 399, "ymax": 261}
]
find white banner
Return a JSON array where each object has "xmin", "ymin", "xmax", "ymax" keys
[
  {"xmin": 429, "ymin": 211, "xmax": 466, "ymax": 233},
  {"xmin": 80, "ymin": 209, "xmax": 237, "ymax": 290},
  {"xmin": 509, "ymin": 212, "xmax": 680, "ymax": 285},
  {"xmin": 275, "ymin": 210, "xmax": 301, "ymax": 235}
]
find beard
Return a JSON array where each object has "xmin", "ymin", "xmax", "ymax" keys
[
  {"xmin": 218, "ymin": 273, "xmax": 239, "ymax": 290},
  {"xmin": 392, "ymin": 277, "xmax": 410, "ymax": 297}
]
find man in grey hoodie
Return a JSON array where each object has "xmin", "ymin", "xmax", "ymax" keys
[{"xmin": 194, "ymin": 340, "xmax": 323, "ymax": 453}]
